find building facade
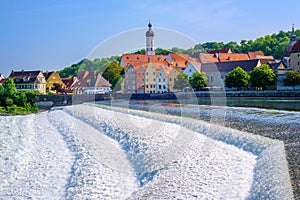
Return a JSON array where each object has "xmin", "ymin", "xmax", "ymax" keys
[
  {"xmin": 43, "ymin": 71, "xmax": 66, "ymax": 93},
  {"xmin": 123, "ymin": 64, "xmax": 137, "ymax": 94},
  {"xmin": 8, "ymin": 70, "xmax": 47, "ymax": 94}
]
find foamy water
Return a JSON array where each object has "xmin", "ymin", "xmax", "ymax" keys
[{"xmin": 0, "ymin": 104, "xmax": 294, "ymax": 199}]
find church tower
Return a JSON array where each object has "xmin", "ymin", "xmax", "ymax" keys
[{"xmin": 145, "ymin": 21, "xmax": 155, "ymax": 55}]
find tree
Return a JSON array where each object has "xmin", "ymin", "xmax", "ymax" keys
[
  {"xmin": 249, "ymin": 64, "xmax": 277, "ymax": 90},
  {"xmin": 284, "ymin": 70, "xmax": 300, "ymax": 86},
  {"xmin": 4, "ymin": 78, "xmax": 18, "ymax": 99},
  {"xmin": 225, "ymin": 67, "xmax": 250, "ymax": 90},
  {"xmin": 102, "ymin": 61, "xmax": 125, "ymax": 89},
  {"xmin": 173, "ymin": 73, "xmax": 190, "ymax": 90},
  {"xmin": 189, "ymin": 72, "xmax": 208, "ymax": 91}
]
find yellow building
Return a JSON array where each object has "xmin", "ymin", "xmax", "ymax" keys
[
  {"xmin": 145, "ymin": 62, "xmax": 160, "ymax": 93},
  {"xmin": 167, "ymin": 67, "xmax": 180, "ymax": 92},
  {"xmin": 43, "ymin": 72, "xmax": 66, "ymax": 93}
]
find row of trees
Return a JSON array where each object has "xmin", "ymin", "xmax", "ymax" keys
[
  {"xmin": 225, "ymin": 65, "xmax": 277, "ymax": 90},
  {"xmin": 225, "ymin": 65, "xmax": 300, "ymax": 90},
  {"xmin": 173, "ymin": 64, "xmax": 299, "ymax": 91},
  {"xmin": 0, "ymin": 78, "xmax": 39, "ymax": 114}
]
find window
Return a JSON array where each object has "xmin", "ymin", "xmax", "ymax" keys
[
  {"xmin": 189, "ymin": 69, "xmax": 192, "ymax": 72},
  {"xmin": 298, "ymin": 54, "xmax": 300, "ymax": 57},
  {"xmin": 146, "ymin": 78, "xmax": 148, "ymax": 82},
  {"xmin": 153, "ymin": 72, "xmax": 155, "ymax": 75},
  {"xmin": 142, "ymin": 78, "xmax": 144, "ymax": 82},
  {"xmin": 146, "ymin": 72, "xmax": 148, "ymax": 76},
  {"xmin": 138, "ymin": 72, "xmax": 140, "ymax": 76},
  {"xmin": 159, "ymin": 85, "xmax": 161, "ymax": 89},
  {"xmin": 298, "ymin": 62, "xmax": 300, "ymax": 66},
  {"xmin": 211, "ymin": 76, "xmax": 214, "ymax": 82},
  {"xmin": 159, "ymin": 78, "xmax": 161, "ymax": 82},
  {"xmin": 170, "ymin": 78, "xmax": 172, "ymax": 81},
  {"xmin": 52, "ymin": 76, "xmax": 56, "ymax": 79},
  {"xmin": 153, "ymin": 78, "xmax": 155, "ymax": 81},
  {"xmin": 142, "ymin": 72, "xmax": 144, "ymax": 75},
  {"xmin": 163, "ymin": 78, "xmax": 165, "ymax": 82}
]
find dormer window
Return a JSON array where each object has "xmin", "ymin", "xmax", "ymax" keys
[{"xmin": 23, "ymin": 77, "xmax": 29, "ymax": 82}]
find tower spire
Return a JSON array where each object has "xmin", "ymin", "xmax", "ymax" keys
[
  {"xmin": 145, "ymin": 21, "xmax": 155, "ymax": 55},
  {"xmin": 291, "ymin": 24, "xmax": 296, "ymax": 42}
]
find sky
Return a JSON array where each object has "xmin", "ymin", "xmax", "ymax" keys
[{"xmin": 1, "ymin": 0, "xmax": 300, "ymax": 76}]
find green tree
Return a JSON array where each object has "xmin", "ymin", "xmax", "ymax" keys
[
  {"xmin": 250, "ymin": 64, "xmax": 277, "ymax": 90},
  {"xmin": 225, "ymin": 67, "xmax": 250, "ymax": 90},
  {"xmin": 284, "ymin": 70, "xmax": 300, "ymax": 86},
  {"xmin": 0, "ymin": 85, "xmax": 4, "ymax": 106},
  {"xmin": 189, "ymin": 72, "xmax": 207, "ymax": 91},
  {"xmin": 155, "ymin": 48, "xmax": 172, "ymax": 55},
  {"xmin": 102, "ymin": 61, "xmax": 125, "ymax": 89},
  {"xmin": 4, "ymin": 78, "xmax": 18, "ymax": 99},
  {"xmin": 173, "ymin": 73, "xmax": 190, "ymax": 90}
]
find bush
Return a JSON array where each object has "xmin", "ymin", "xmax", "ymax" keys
[{"xmin": 0, "ymin": 78, "xmax": 40, "ymax": 115}]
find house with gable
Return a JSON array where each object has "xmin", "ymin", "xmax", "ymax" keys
[
  {"xmin": 156, "ymin": 66, "xmax": 169, "ymax": 93},
  {"xmin": 62, "ymin": 76, "xmax": 76, "ymax": 94},
  {"xmin": 183, "ymin": 62, "xmax": 202, "ymax": 78},
  {"xmin": 122, "ymin": 63, "xmax": 137, "ymax": 94},
  {"xmin": 145, "ymin": 61, "xmax": 159, "ymax": 94},
  {"xmin": 43, "ymin": 71, "xmax": 66, "ymax": 93},
  {"xmin": 167, "ymin": 67, "xmax": 180, "ymax": 92},
  {"xmin": 136, "ymin": 63, "xmax": 147, "ymax": 94},
  {"xmin": 72, "ymin": 71, "xmax": 111, "ymax": 94},
  {"xmin": 8, "ymin": 70, "xmax": 47, "ymax": 94}
]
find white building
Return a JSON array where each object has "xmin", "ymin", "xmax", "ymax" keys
[
  {"xmin": 183, "ymin": 62, "xmax": 201, "ymax": 78},
  {"xmin": 156, "ymin": 66, "xmax": 168, "ymax": 93}
]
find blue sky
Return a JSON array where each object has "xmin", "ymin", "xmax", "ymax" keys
[{"xmin": 1, "ymin": 0, "xmax": 299, "ymax": 76}]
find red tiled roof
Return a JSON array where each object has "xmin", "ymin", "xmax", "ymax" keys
[
  {"xmin": 73, "ymin": 71, "xmax": 111, "ymax": 90},
  {"xmin": 62, "ymin": 77, "xmax": 75, "ymax": 88},
  {"xmin": 247, "ymin": 52, "xmax": 264, "ymax": 59},
  {"xmin": 9, "ymin": 70, "xmax": 44, "ymax": 84},
  {"xmin": 122, "ymin": 54, "xmax": 167, "ymax": 67},
  {"xmin": 256, "ymin": 55, "xmax": 274, "ymax": 60},
  {"xmin": 218, "ymin": 53, "xmax": 249, "ymax": 62},
  {"xmin": 199, "ymin": 53, "xmax": 219, "ymax": 63}
]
